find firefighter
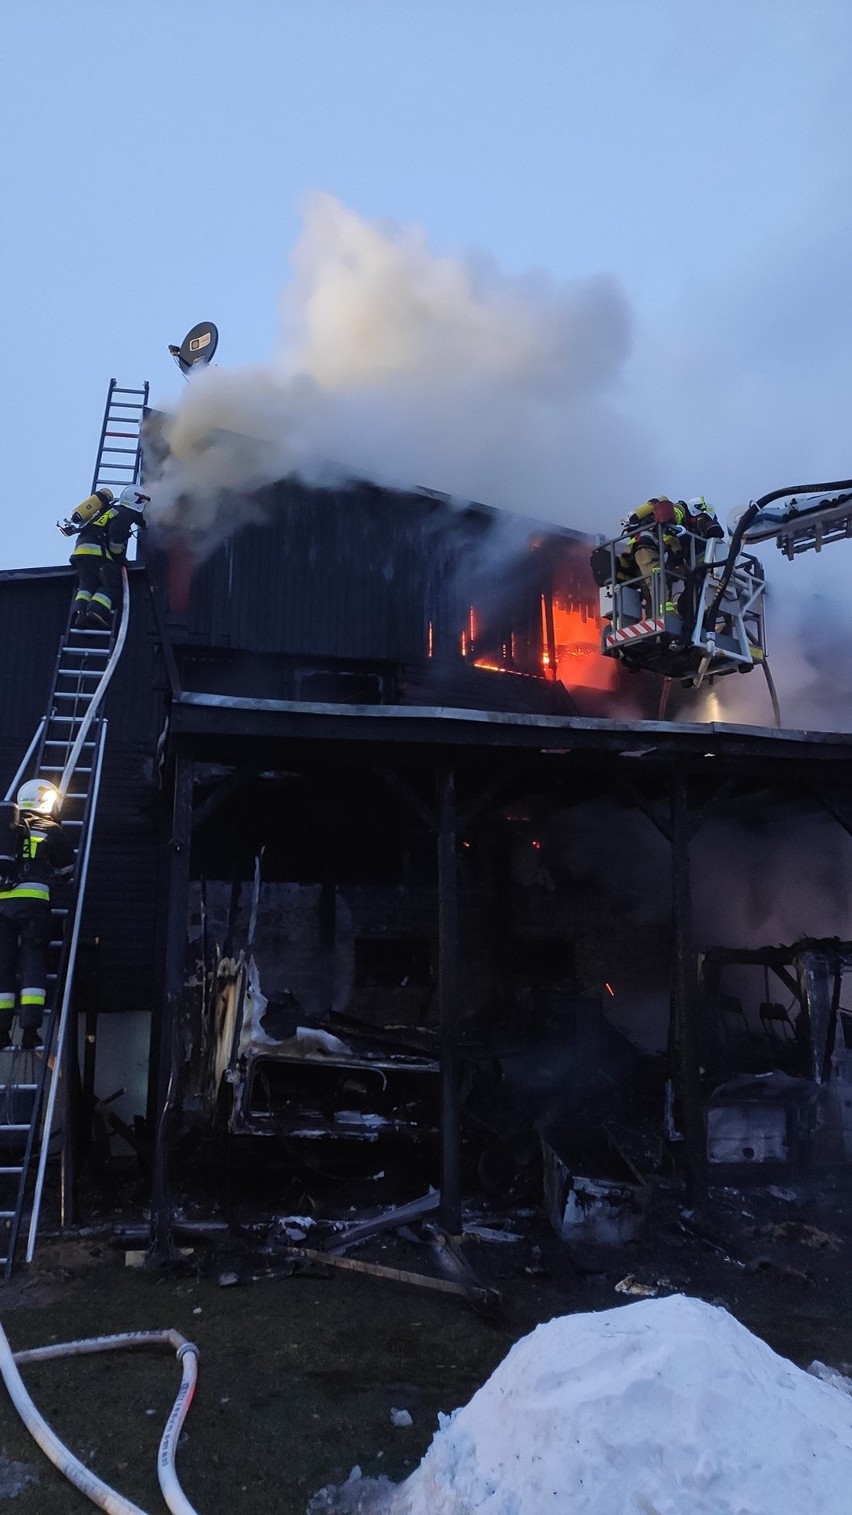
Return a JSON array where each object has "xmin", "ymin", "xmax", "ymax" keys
[
  {"xmin": 677, "ymin": 497, "xmax": 726, "ymax": 628},
  {"xmin": 0, "ymin": 781, "xmax": 75, "ymax": 1050},
  {"xmin": 59, "ymin": 484, "xmax": 150, "ymax": 629},
  {"xmin": 619, "ymin": 497, "xmax": 726, "ymax": 615},
  {"xmin": 618, "ymin": 497, "xmax": 689, "ymax": 614},
  {"xmin": 685, "ymin": 497, "xmax": 725, "ymax": 545}
]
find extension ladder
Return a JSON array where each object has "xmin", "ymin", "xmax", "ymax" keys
[
  {"xmin": 91, "ymin": 378, "xmax": 149, "ymax": 497},
  {"xmin": 0, "ymin": 377, "xmax": 146, "ymax": 1276}
]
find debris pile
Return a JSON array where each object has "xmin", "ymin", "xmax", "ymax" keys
[{"xmin": 310, "ymin": 1294, "xmax": 852, "ymax": 1513}]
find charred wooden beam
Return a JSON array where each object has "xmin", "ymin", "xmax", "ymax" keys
[
  {"xmin": 670, "ymin": 774, "xmax": 706, "ymax": 1201},
  {"xmin": 813, "ymin": 791, "xmax": 852, "ymax": 842},
  {"xmin": 458, "ymin": 764, "xmax": 517, "ymax": 833},
  {"xmin": 618, "ymin": 776, "xmax": 671, "ymax": 842},
  {"xmin": 191, "ymin": 761, "xmax": 258, "ymax": 830},
  {"xmin": 277, "ymin": 1245, "xmax": 497, "ymax": 1304},
  {"xmin": 437, "ymin": 761, "xmax": 462, "ymax": 1235},
  {"xmin": 324, "ymin": 1191, "xmax": 440, "ymax": 1253},
  {"xmin": 702, "ymin": 941, "xmax": 852, "ymax": 981},
  {"xmin": 689, "ymin": 775, "xmax": 740, "ymax": 834},
  {"xmin": 373, "ymin": 761, "xmax": 437, "ymax": 831},
  {"xmin": 150, "ymin": 748, "xmax": 193, "ymax": 1262}
]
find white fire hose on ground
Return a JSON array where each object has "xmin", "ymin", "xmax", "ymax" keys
[{"xmin": 0, "ymin": 1314, "xmax": 200, "ymax": 1515}]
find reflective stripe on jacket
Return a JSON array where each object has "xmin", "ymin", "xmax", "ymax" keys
[
  {"xmin": 0, "ymin": 817, "xmax": 75, "ymax": 903},
  {"xmin": 71, "ymin": 504, "xmax": 134, "ymax": 562}
]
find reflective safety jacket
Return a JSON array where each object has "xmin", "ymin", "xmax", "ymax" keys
[
  {"xmin": 0, "ymin": 815, "xmax": 75, "ymax": 903},
  {"xmin": 70, "ymin": 502, "xmax": 138, "ymax": 562}
]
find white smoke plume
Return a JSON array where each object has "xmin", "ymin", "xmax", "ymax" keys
[
  {"xmin": 145, "ymin": 193, "xmax": 852, "ymax": 734},
  {"xmin": 146, "ymin": 193, "xmax": 655, "ymax": 553}
]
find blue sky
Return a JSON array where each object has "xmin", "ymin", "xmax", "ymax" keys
[{"xmin": 1, "ymin": 0, "xmax": 851, "ymax": 569}]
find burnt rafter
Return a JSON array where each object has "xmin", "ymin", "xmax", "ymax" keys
[
  {"xmin": 372, "ymin": 759, "xmax": 519, "ymax": 839},
  {"xmin": 618, "ymin": 771, "xmax": 743, "ymax": 842},
  {"xmin": 703, "ymin": 940, "xmax": 852, "ymax": 974},
  {"xmin": 372, "ymin": 761, "xmax": 437, "ymax": 832},
  {"xmin": 687, "ymin": 775, "xmax": 740, "ymax": 833},
  {"xmin": 813, "ymin": 789, "xmax": 852, "ymax": 842},
  {"xmin": 457, "ymin": 764, "xmax": 517, "ymax": 834},
  {"xmin": 191, "ymin": 762, "xmax": 259, "ymax": 831},
  {"xmin": 769, "ymin": 962, "xmax": 801, "ymax": 1001},
  {"xmin": 617, "ymin": 776, "xmax": 671, "ymax": 842}
]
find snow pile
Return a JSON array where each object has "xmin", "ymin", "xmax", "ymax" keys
[{"xmin": 310, "ymin": 1295, "xmax": 852, "ymax": 1514}]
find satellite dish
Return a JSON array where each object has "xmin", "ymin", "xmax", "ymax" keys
[{"xmin": 168, "ymin": 321, "xmax": 219, "ymax": 377}]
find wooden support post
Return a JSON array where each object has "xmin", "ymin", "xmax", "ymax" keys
[
  {"xmin": 670, "ymin": 773, "xmax": 706, "ymax": 1203},
  {"xmin": 542, "ymin": 591, "xmax": 558, "ymax": 681},
  {"xmin": 437, "ymin": 762, "xmax": 462, "ymax": 1234},
  {"xmin": 150, "ymin": 748, "xmax": 193, "ymax": 1259}
]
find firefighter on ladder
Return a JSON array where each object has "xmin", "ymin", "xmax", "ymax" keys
[
  {"xmin": 0, "ymin": 781, "xmax": 75, "ymax": 1050},
  {"xmin": 58, "ymin": 484, "xmax": 150, "ymax": 629}
]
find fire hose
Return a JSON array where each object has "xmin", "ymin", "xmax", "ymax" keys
[{"xmin": 0, "ymin": 1315, "xmax": 199, "ymax": 1515}]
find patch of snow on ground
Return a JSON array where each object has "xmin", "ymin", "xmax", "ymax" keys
[{"xmin": 308, "ymin": 1294, "xmax": 852, "ymax": 1514}]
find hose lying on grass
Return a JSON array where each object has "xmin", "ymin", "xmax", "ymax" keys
[{"xmin": 0, "ymin": 1317, "xmax": 199, "ymax": 1515}]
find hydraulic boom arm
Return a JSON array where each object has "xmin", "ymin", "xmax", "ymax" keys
[{"xmin": 732, "ymin": 479, "xmax": 852, "ymax": 558}]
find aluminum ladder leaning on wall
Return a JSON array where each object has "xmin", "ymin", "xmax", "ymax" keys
[
  {"xmin": 0, "ymin": 376, "xmax": 148, "ymax": 1277},
  {"xmin": 90, "ymin": 378, "xmax": 149, "ymax": 498}
]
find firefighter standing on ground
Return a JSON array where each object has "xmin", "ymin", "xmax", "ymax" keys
[
  {"xmin": 0, "ymin": 782, "xmax": 75, "ymax": 1050},
  {"xmin": 59, "ymin": 484, "xmax": 150, "ymax": 629}
]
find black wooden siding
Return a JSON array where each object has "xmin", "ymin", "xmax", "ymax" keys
[
  {"xmin": 145, "ymin": 477, "xmax": 592, "ymax": 674},
  {"xmin": 0, "ymin": 567, "xmax": 165, "ymax": 1016}
]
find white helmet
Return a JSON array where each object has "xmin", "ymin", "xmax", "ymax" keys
[
  {"xmin": 688, "ymin": 496, "xmax": 716, "ymax": 517},
  {"xmin": 18, "ymin": 780, "xmax": 58, "ymax": 815},
  {"xmin": 120, "ymin": 485, "xmax": 150, "ymax": 512}
]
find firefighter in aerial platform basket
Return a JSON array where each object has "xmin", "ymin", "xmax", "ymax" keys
[
  {"xmin": 615, "ymin": 497, "xmax": 688, "ymax": 615},
  {"xmin": 0, "ymin": 782, "xmax": 75, "ymax": 1050},
  {"xmin": 615, "ymin": 496, "xmax": 725, "ymax": 617},
  {"xmin": 58, "ymin": 484, "xmax": 150, "ymax": 629},
  {"xmin": 674, "ymin": 497, "xmax": 726, "ymax": 626}
]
